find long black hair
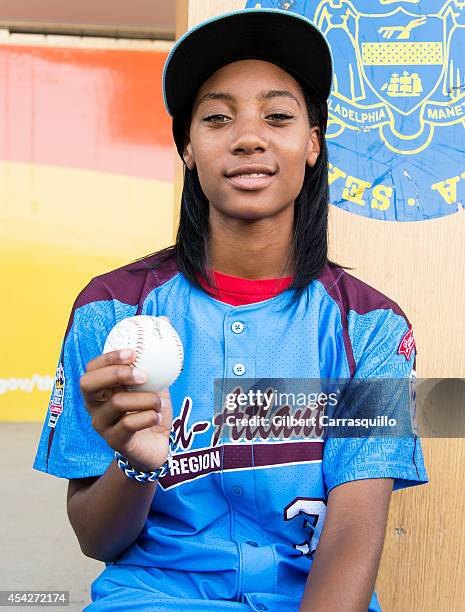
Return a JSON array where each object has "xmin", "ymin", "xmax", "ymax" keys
[{"xmin": 136, "ymin": 75, "xmax": 350, "ymax": 307}]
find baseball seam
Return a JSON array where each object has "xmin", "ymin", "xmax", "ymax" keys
[
  {"xmin": 158, "ymin": 319, "xmax": 184, "ymax": 378},
  {"xmin": 122, "ymin": 319, "xmax": 145, "ymax": 393},
  {"xmin": 133, "ymin": 319, "xmax": 145, "ymax": 370}
]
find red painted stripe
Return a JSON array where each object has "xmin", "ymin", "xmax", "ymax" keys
[{"xmin": 0, "ymin": 45, "xmax": 174, "ymax": 181}]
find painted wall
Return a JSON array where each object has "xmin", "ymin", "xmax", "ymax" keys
[{"xmin": 0, "ymin": 39, "xmax": 174, "ymax": 420}]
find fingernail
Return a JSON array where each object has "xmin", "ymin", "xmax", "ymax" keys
[
  {"xmin": 132, "ymin": 367, "xmax": 148, "ymax": 383},
  {"xmin": 120, "ymin": 349, "xmax": 133, "ymax": 360},
  {"xmin": 161, "ymin": 397, "xmax": 169, "ymax": 410}
]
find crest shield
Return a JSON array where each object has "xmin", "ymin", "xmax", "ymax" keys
[{"xmin": 358, "ymin": 7, "xmax": 445, "ymax": 115}]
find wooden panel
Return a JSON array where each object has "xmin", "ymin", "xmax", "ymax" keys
[
  {"xmin": 377, "ymin": 438, "xmax": 465, "ymax": 610},
  {"xmin": 328, "ymin": 206, "xmax": 465, "ymax": 610},
  {"xmin": 175, "ymin": 0, "xmax": 189, "ymax": 39},
  {"xmin": 187, "ymin": 0, "xmax": 244, "ymax": 27},
  {"xmin": 175, "ymin": 2, "xmax": 464, "ymax": 610},
  {"xmin": 328, "ymin": 207, "xmax": 465, "ymax": 378}
]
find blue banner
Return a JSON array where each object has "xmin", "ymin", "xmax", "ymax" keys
[{"xmin": 245, "ymin": 0, "xmax": 465, "ymax": 222}]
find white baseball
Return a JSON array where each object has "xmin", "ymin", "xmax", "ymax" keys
[{"xmin": 103, "ymin": 315, "xmax": 184, "ymax": 392}]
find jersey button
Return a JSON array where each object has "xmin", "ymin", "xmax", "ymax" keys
[
  {"xmin": 233, "ymin": 363, "xmax": 246, "ymax": 376},
  {"xmin": 231, "ymin": 321, "xmax": 245, "ymax": 334},
  {"xmin": 256, "ymin": 604, "xmax": 268, "ymax": 611},
  {"xmin": 246, "ymin": 540, "xmax": 258, "ymax": 547},
  {"xmin": 231, "ymin": 486, "xmax": 243, "ymax": 497}
]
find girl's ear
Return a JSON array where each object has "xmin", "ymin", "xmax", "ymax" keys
[
  {"xmin": 306, "ymin": 126, "xmax": 321, "ymax": 168},
  {"xmin": 183, "ymin": 141, "xmax": 196, "ymax": 170}
]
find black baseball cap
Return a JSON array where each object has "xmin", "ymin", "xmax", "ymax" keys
[{"xmin": 163, "ymin": 8, "xmax": 333, "ymax": 143}]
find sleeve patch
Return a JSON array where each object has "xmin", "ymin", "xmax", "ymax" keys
[
  {"xmin": 409, "ymin": 368, "xmax": 419, "ymax": 436},
  {"xmin": 397, "ymin": 327, "xmax": 416, "ymax": 361},
  {"xmin": 48, "ymin": 363, "xmax": 65, "ymax": 429}
]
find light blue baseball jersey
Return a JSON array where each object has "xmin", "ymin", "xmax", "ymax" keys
[{"xmin": 33, "ymin": 253, "xmax": 428, "ymax": 611}]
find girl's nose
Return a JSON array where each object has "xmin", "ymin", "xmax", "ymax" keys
[{"xmin": 230, "ymin": 118, "xmax": 268, "ymax": 155}]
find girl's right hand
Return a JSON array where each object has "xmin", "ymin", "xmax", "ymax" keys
[{"xmin": 79, "ymin": 348, "xmax": 173, "ymax": 473}]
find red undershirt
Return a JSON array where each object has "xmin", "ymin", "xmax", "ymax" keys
[{"xmin": 197, "ymin": 270, "xmax": 293, "ymax": 306}]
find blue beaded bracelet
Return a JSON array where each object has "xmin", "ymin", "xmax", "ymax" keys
[{"xmin": 114, "ymin": 430, "xmax": 177, "ymax": 483}]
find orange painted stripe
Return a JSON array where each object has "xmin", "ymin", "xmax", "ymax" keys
[{"xmin": 0, "ymin": 45, "xmax": 174, "ymax": 181}]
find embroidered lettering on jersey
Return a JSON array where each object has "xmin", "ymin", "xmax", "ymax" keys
[
  {"xmin": 164, "ymin": 395, "xmax": 325, "ymax": 489},
  {"xmin": 397, "ymin": 327, "xmax": 416, "ymax": 361},
  {"xmin": 171, "ymin": 397, "xmax": 211, "ymax": 451},
  {"xmin": 159, "ymin": 440, "xmax": 324, "ymax": 490},
  {"xmin": 48, "ymin": 363, "xmax": 65, "ymax": 428}
]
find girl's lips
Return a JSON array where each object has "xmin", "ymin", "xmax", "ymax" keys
[{"xmin": 226, "ymin": 173, "xmax": 275, "ymax": 190}]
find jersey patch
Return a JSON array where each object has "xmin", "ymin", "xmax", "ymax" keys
[
  {"xmin": 48, "ymin": 363, "xmax": 65, "ymax": 429},
  {"xmin": 398, "ymin": 327, "xmax": 416, "ymax": 361}
]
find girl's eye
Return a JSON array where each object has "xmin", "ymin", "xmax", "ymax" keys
[
  {"xmin": 267, "ymin": 113, "xmax": 294, "ymax": 121},
  {"xmin": 203, "ymin": 114, "xmax": 230, "ymax": 123},
  {"xmin": 202, "ymin": 113, "xmax": 294, "ymax": 124}
]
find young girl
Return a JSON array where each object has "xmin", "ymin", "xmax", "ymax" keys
[{"xmin": 33, "ymin": 8, "xmax": 429, "ymax": 612}]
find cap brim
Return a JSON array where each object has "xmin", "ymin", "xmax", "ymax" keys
[{"xmin": 163, "ymin": 8, "xmax": 332, "ymax": 118}]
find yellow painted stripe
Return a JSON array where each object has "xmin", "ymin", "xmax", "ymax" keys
[{"xmin": 0, "ymin": 161, "xmax": 174, "ymax": 422}]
